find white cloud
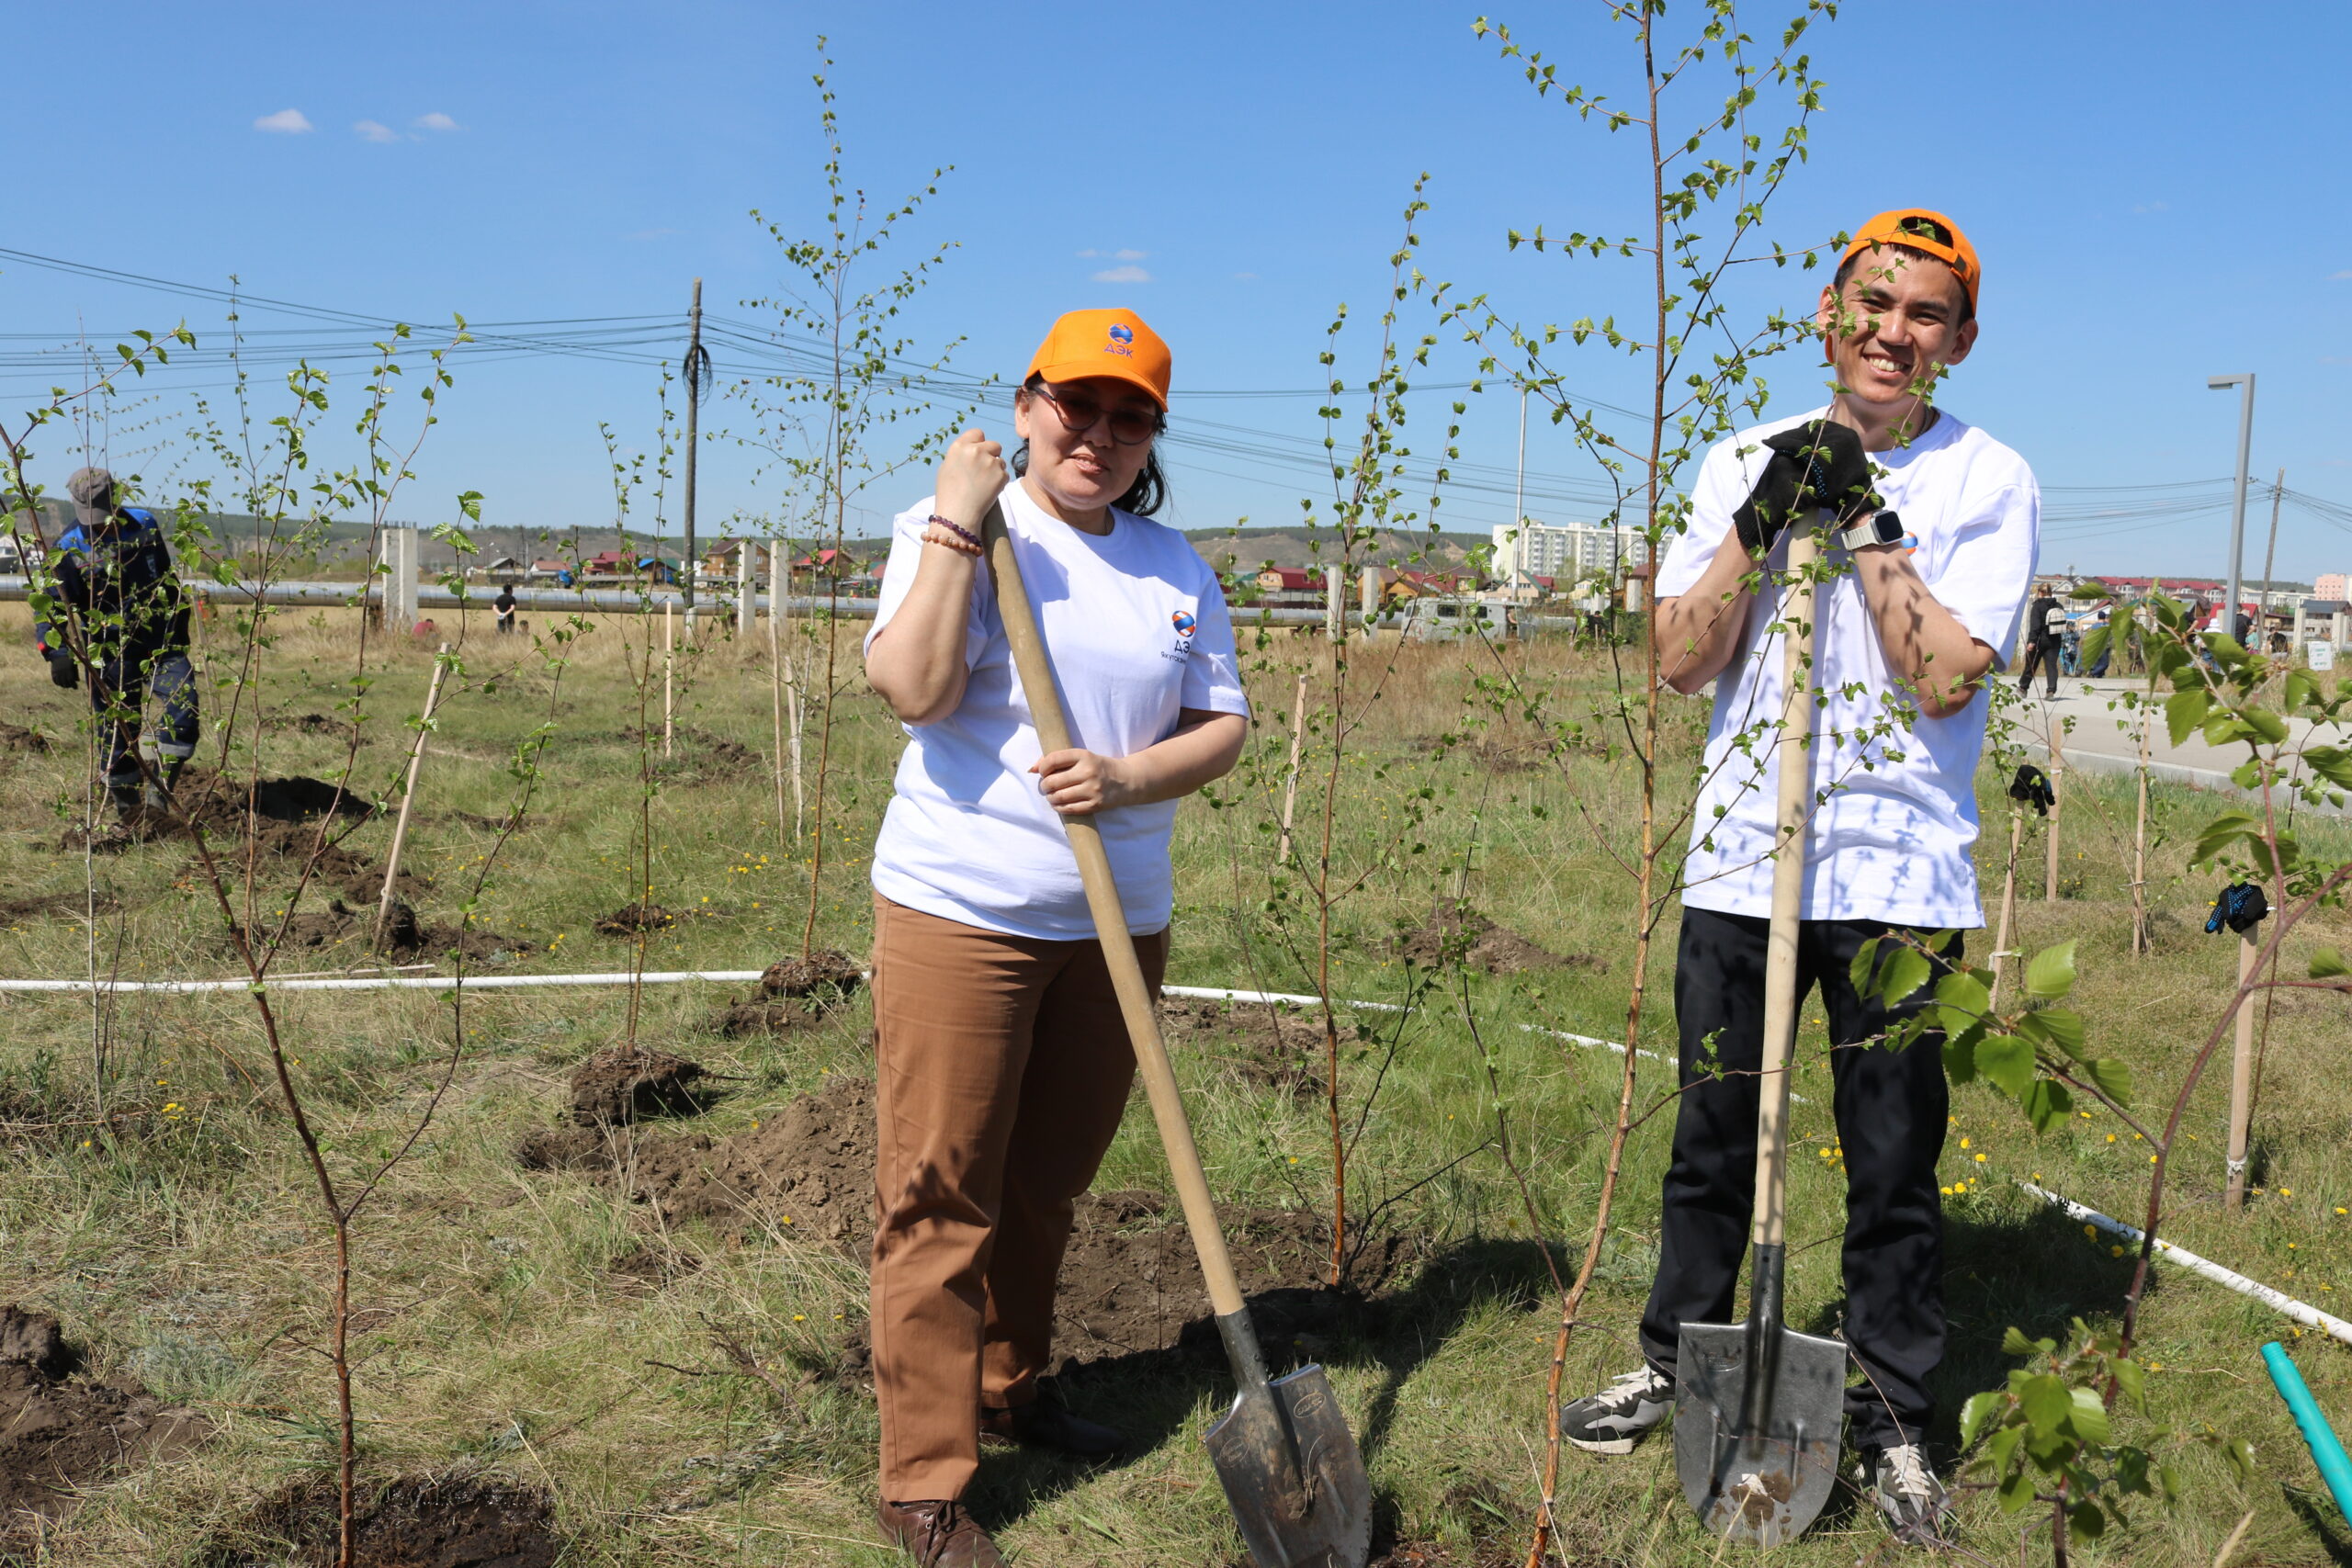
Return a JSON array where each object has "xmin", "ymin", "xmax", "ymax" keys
[
  {"xmin": 413, "ymin": 112, "xmax": 460, "ymax": 132},
  {"xmin": 1114, "ymin": 248, "xmax": 1147, "ymax": 261},
  {"xmin": 1090, "ymin": 265, "xmax": 1152, "ymax": 284},
  {"xmin": 1233, "ymin": 270, "xmax": 1260, "ymax": 281},
  {"xmin": 354, "ymin": 119, "xmax": 400, "ymax": 143},
  {"xmin": 2132, "ymin": 200, "xmax": 2168, "ymax": 215},
  {"xmin": 2331, "ymin": 269, "xmax": 2352, "ymax": 281},
  {"xmin": 254, "ymin": 107, "xmax": 313, "ymax": 134}
]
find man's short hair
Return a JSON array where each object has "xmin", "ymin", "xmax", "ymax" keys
[{"xmin": 1832, "ymin": 240, "xmax": 1975, "ymax": 327}]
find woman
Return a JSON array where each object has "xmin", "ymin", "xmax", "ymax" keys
[{"xmin": 861, "ymin": 308, "xmax": 1249, "ymax": 1567}]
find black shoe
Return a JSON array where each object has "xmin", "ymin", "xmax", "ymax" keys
[
  {"xmin": 1561, "ymin": 1364, "xmax": 1674, "ymax": 1454},
  {"xmin": 981, "ymin": 1397, "xmax": 1125, "ymax": 1458}
]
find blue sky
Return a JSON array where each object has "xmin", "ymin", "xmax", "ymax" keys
[{"xmin": 7, "ymin": 0, "xmax": 2349, "ymax": 580}]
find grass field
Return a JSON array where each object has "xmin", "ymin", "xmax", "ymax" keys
[{"xmin": 2, "ymin": 598, "xmax": 2348, "ymax": 1566}]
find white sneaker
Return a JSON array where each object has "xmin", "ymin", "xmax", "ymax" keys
[
  {"xmin": 1561, "ymin": 1365, "xmax": 1674, "ymax": 1454},
  {"xmin": 1862, "ymin": 1442, "xmax": 1952, "ymax": 1546}
]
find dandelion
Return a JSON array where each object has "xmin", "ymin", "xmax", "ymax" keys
[
  {"xmin": 2084, "ymin": 1224, "xmax": 2098, "ymax": 1238},
  {"xmin": 1940, "ymin": 1185, "xmax": 1954, "ymax": 1196},
  {"xmin": 2107, "ymin": 1134, "xmax": 2117, "ymax": 1144},
  {"xmin": 1960, "ymin": 1136, "xmax": 1971, "ymax": 1150},
  {"xmin": 2282, "ymin": 1188, "xmax": 2294, "ymax": 1197},
  {"xmin": 793, "ymin": 1314, "xmax": 806, "ymax": 1322},
  {"xmin": 1974, "ymin": 1153, "xmax": 1988, "ymax": 1164},
  {"xmin": 2110, "ymin": 1245, "xmax": 2124, "ymax": 1258}
]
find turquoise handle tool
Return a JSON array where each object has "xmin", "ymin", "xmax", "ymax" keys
[{"xmin": 2263, "ymin": 1340, "xmax": 2352, "ymax": 1523}]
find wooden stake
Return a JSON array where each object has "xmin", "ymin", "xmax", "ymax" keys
[
  {"xmin": 376, "ymin": 644, "xmax": 450, "ymax": 946},
  {"xmin": 662, "ymin": 602, "xmax": 675, "ymax": 759},
  {"xmin": 2044, "ymin": 716, "xmax": 2064, "ymax": 901},
  {"xmin": 1990, "ymin": 806, "xmax": 2024, "ymax": 1011},
  {"xmin": 2225, "ymin": 931, "xmax": 2258, "ymax": 1213},
  {"xmin": 1274, "ymin": 671, "xmax": 1309, "ymax": 863},
  {"xmin": 2131, "ymin": 704, "xmax": 2153, "ymax": 955}
]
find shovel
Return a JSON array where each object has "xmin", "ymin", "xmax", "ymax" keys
[
  {"xmin": 982, "ymin": 502, "xmax": 1372, "ymax": 1568},
  {"xmin": 1674, "ymin": 525, "xmax": 1846, "ymax": 1546}
]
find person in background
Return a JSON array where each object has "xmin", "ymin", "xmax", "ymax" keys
[
  {"xmin": 860, "ymin": 309, "xmax": 1250, "ymax": 1568},
  {"xmin": 494, "ymin": 583, "xmax": 517, "ymax": 636},
  {"xmin": 2018, "ymin": 581, "xmax": 2064, "ymax": 698},
  {"xmin": 2087, "ymin": 604, "xmax": 2114, "ymax": 677},
  {"xmin": 34, "ymin": 468, "xmax": 198, "ymax": 824}
]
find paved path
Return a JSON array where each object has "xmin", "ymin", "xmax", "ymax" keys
[{"xmin": 2005, "ymin": 676, "xmax": 2349, "ymax": 818}]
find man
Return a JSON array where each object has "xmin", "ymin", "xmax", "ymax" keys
[
  {"xmin": 1561, "ymin": 210, "xmax": 2038, "ymax": 1544},
  {"xmin": 35, "ymin": 468, "xmax": 198, "ymax": 824},
  {"xmin": 2018, "ymin": 581, "xmax": 2064, "ymax": 697},
  {"xmin": 494, "ymin": 583, "xmax": 518, "ymax": 636}
]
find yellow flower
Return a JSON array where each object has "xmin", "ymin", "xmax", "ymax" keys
[
  {"xmin": 793, "ymin": 1314, "xmax": 806, "ymax": 1322},
  {"xmin": 1960, "ymin": 1136, "xmax": 1971, "ymax": 1150},
  {"xmin": 2107, "ymin": 1134, "xmax": 2118, "ymax": 1144},
  {"xmin": 1974, "ymin": 1153, "xmax": 1988, "ymax": 1164},
  {"xmin": 2110, "ymin": 1245, "xmax": 2124, "ymax": 1258}
]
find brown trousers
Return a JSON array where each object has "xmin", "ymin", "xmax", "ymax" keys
[{"xmin": 869, "ymin": 893, "xmax": 1168, "ymax": 1501}]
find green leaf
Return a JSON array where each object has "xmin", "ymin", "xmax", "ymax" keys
[
  {"xmin": 2190, "ymin": 810, "xmax": 2259, "ymax": 867},
  {"xmin": 2066, "ymin": 1386, "xmax": 2111, "ymax": 1446},
  {"xmin": 1935, "ymin": 970, "xmax": 1990, "ymax": 1034},
  {"xmin": 2312, "ymin": 948, "xmax": 2349, "ymax": 980},
  {"xmin": 2306, "ymin": 747, "xmax": 2352, "ymax": 790},
  {"xmin": 2086, "ymin": 1057, "xmax": 2134, "ymax": 1106},
  {"xmin": 2002, "ymin": 1325, "xmax": 2053, "ymax": 1357},
  {"xmin": 2021, "ymin": 1077, "xmax": 2075, "ymax": 1132},
  {"xmin": 2165, "ymin": 687, "xmax": 2211, "ymax": 747},
  {"xmin": 2069, "ymin": 1500, "xmax": 2109, "ymax": 1542},
  {"xmin": 2286, "ymin": 670, "xmax": 2319, "ymax": 713},
  {"xmin": 2078, "ymin": 626, "xmax": 2110, "ymax": 672},
  {"xmin": 1976, "ymin": 1032, "xmax": 2037, "ymax": 1099},
  {"xmin": 2024, "ymin": 1007, "xmax": 2086, "ymax": 1058},
  {"xmin": 1878, "ymin": 946, "xmax": 1932, "ymax": 1008},
  {"xmin": 2025, "ymin": 941, "xmax": 2078, "ymax": 1001},
  {"xmin": 2111, "ymin": 1356, "xmax": 2146, "ymax": 1409},
  {"xmin": 2245, "ymin": 706, "xmax": 2290, "ymax": 745},
  {"xmin": 1849, "ymin": 935, "xmax": 1884, "ymax": 998},
  {"xmin": 1996, "ymin": 1454, "xmax": 2037, "ymax": 1514},
  {"xmin": 2216, "ymin": 1437, "xmax": 2256, "ymax": 1483},
  {"xmin": 1960, "ymin": 1390, "xmax": 2004, "ymax": 1448},
  {"xmin": 1942, "ymin": 1026, "xmax": 1981, "ymax": 1084}
]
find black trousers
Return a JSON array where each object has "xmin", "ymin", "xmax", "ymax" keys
[
  {"xmin": 2017, "ymin": 639, "xmax": 2060, "ymax": 696},
  {"xmin": 1639, "ymin": 907, "xmax": 1958, "ymax": 1450}
]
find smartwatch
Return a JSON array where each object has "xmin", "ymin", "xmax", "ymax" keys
[{"xmin": 1836, "ymin": 509, "xmax": 1905, "ymax": 552}]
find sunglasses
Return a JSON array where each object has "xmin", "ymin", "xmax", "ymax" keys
[{"xmin": 1027, "ymin": 380, "xmax": 1162, "ymax": 447}]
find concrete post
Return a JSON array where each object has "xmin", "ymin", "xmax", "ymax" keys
[{"xmin": 736, "ymin": 542, "xmax": 753, "ymax": 637}]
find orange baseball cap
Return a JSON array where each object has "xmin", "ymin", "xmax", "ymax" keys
[
  {"xmin": 1839, "ymin": 209, "xmax": 1980, "ymax": 309},
  {"xmin": 1026, "ymin": 308, "xmax": 1170, "ymax": 409}
]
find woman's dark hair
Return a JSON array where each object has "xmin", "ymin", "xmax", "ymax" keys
[{"xmin": 1012, "ymin": 374, "xmax": 1169, "ymax": 516}]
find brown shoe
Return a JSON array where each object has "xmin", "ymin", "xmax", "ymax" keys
[
  {"xmin": 981, "ymin": 1398, "xmax": 1125, "ymax": 1459},
  {"xmin": 876, "ymin": 1498, "xmax": 1005, "ymax": 1567}
]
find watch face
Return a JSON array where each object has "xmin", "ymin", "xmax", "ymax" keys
[{"xmin": 1870, "ymin": 511, "xmax": 1905, "ymax": 545}]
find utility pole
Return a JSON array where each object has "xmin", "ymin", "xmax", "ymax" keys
[
  {"xmin": 1512, "ymin": 385, "xmax": 1527, "ymax": 593},
  {"xmin": 2209, "ymin": 372, "xmax": 2256, "ymax": 646},
  {"xmin": 2257, "ymin": 467, "xmax": 2285, "ymax": 650},
  {"xmin": 682, "ymin": 277, "xmax": 708, "ymax": 625}
]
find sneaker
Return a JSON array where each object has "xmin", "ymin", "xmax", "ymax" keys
[
  {"xmin": 1860, "ymin": 1442, "xmax": 1952, "ymax": 1546},
  {"xmin": 1562, "ymin": 1364, "xmax": 1674, "ymax": 1454}
]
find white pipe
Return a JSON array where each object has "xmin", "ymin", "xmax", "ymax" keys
[
  {"xmin": 2018, "ymin": 1181, "xmax": 2352, "ymax": 1347},
  {"xmin": 0, "ymin": 969, "xmax": 766, "ymax": 996}
]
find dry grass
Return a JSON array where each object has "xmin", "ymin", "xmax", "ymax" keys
[{"xmin": 1, "ymin": 601, "xmax": 2347, "ymax": 1565}]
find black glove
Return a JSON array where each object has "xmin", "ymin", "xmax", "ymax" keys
[
  {"xmin": 2206, "ymin": 882, "xmax": 2268, "ymax": 935},
  {"xmin": 1733, "ymin": 420, "xmax": 1881, "ymax": 556},
  {"xmin": 45, "ymin": 649, "xmax": 77, "ymax": 690},
  {"xmin": 2007, "ymin": 763, "xmax": 2055, "ymax": 816}
]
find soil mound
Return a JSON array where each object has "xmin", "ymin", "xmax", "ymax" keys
[
  {"xmin": 287, "ymin": 712, "xmax": 347, "ymax": 735},
  {"xmin": 525, "ymin": 1077, "xmax": 1419, "ymax": 1379},
  {"xmin": 0, "ymin": 721, "xmax": 52, "ymax": 754},
  {"xmin": 1159, "ymin": 997, "xmax": 1329, "ymax": 1099},
  {"xmin": 594, "ymin": 903, "xmax": 675, "ymax": 936},
  {"xmin": 710, "ymin": 997, "xmax": 828, "ymax": 1039},
  {"xmin": 239, "ymin": 898, "xmax": 529, "ymax": 966},
  {"xmin": 568, "ymin": 1045, "xmax": 708, "ymax": 1127},
  {"xmin": 760, "ymin": 950, "xmax": 865, "ymax": 998},
  {"xmin": 1393, "ymin": 898, "xmax": 1598, "ymax": 976},
  {"xmin": 0, "ymin": 1306, "xmax": 206, "ymax": 1549},
  {"xmin": 617, "ymin": 724, "xmax": 761, "ymax": 776},
  {"xmin": 225, "ymin": 1472, "xmax": 561, "ymax": 1568}
]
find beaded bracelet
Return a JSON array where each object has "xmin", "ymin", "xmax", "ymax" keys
[{"xmin": 924, "ymin": 514, "xmax": 984, "ymax": 557}]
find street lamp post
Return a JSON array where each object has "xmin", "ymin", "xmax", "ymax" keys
[{"xmin": 2209, "ymin": 372, "xmax": 2256, "ymax": 645}]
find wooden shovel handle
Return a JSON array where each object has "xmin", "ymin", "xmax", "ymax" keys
[
  {"xmin": 1751, "ymin": 528, "xmax": 1818, "ymax": 1250},
  {"xmin": 981, "ymin": 502, "xmax": 1250, "ymax": 1320}
]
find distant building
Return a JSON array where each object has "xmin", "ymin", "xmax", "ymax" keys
[
  {"xmin": 1492, "ymin": 521, "xmax": 1650, "ymax": 592},
  {"xmin": 2318, "ymin": 572, "xmax": 2348, "ymax": 602}
]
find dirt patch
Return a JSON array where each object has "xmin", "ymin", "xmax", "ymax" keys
[
  {"xmin": 617, "ymin": 723, "xmax": 761, "ymax": 776},
  {"xmin": 760, "ymin": 950, "xmax": 865, "ymax": 998},
  {"xmin": 238, "ymin": 898, "xmax": 531, "ymax": 966},
  {"xmin": 1159, "ymin": 998, "xmax": 1329, "ymax": 1100},
  {"xmin": 0, "ymin": 890, "xmax": 119, "ymax": 925},
  {"xmin": 221, "ymin": 1472, "xmax": 561, "ymax": 1568},
  {"xmin": 710, "ymin": 997, "xmax": 830, "ymax": 1039},
  {"xmin": 0, "ymin": 1306, "xmax": 206, "ymax": 1551},
  {"xmin": 594, "ymin": 902, "xmax": 676, "ymax": 937},
  {"xmin": 1393, "ymin": 898, "xmax": 1600, "ymax": 976},
  {"xmin": 286, "ymin": 712, "xmax": 348, "ymax": 735},
  {"xmin": 526, "ymin": 1076, "xmax": 1419, "ymax": 1381},
  {"xmin": 568, "ymin": 1045, "xmax": 709, "ymax": 1127},
  {"xmin": 451, "ymin": 810, "xmax": 529, "ymax": 834},
  {"xmin": 0, "ymin": 721, "xmax": 53, "ymax": 754},
  {"xmin": 339, "ymin": 866, "xmax": 434, "ymax": 906}
]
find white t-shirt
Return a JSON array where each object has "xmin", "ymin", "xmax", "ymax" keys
[
  {"xmin": 1657, "ymin": 407, "xmax": 2040, "ymax": 928},
  {"xmin": 866, "ymin": 482, "xmax": 1250, "ymax": 940}
]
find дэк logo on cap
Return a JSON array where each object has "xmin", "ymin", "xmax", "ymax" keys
[
  {"xmin": 1107, "ymin": 323, "xmax": 1136, "ymax": 357},
  {"xmin": 1170, "ymin": 609, "xmax": 1197, "ymax": 637}
]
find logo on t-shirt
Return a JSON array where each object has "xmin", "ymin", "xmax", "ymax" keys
[
  {"xmin": 1164, "ymin": 606, "xmax": 1196, "ymax": 664},
  {"xmin": 1107, "ymin": 323, "xmax": 1136, "ymax": 357},
  {"xmin": 1170, "ymin": 609, "xmax": 1196, "ymax": 637}
]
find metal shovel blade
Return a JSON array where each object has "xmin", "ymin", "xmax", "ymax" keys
[
  {"xmin": 1204, "ymin": 1363, "xmax": 1372, "ymax": 1568},
  {"xmin": 1674, "ymin": 1321, "xmax": 1845, "ymax": 1546}
]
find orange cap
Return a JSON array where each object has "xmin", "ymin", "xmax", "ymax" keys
[
  {"xmin": 1839, "ymin": 209, "xmax": 1980, "ymax": 309},
  {"xmin": 1025, "ymin": 308, "xmax": 1170, "ymax": 409}
]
